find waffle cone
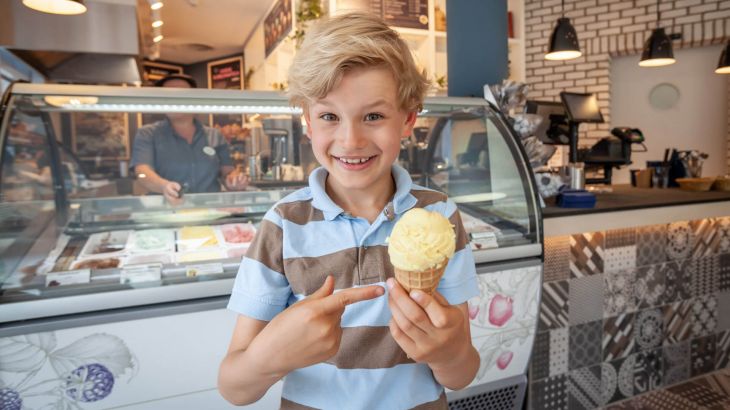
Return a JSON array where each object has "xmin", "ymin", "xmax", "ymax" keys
[{"xmin": 393, "ymin": 260, "xmax": 448, "ymax": 294}]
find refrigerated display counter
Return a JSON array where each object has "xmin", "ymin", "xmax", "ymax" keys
[{"xmin": 0, "ymin": 83, "xmax": 542, "ymax": 409}]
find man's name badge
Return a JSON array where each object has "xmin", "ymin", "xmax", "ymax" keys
[{"xmin": 203, "ymin": 146, "xmax": 216, "ymax": 156}]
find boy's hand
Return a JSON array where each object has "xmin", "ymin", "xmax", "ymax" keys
[
  {"xmin": 251, "ymin": 276, "xmax": 384, "ymax": 376},
  {"xmin": 386, "ymin": 278, "xmax": 472, "ymax": 370}
]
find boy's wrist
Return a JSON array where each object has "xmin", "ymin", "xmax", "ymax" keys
[{"xmin": 428, "ymin": 341, "xmax": 477, "ymax": 373}]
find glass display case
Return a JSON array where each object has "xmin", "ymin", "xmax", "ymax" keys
[{"xmin": 0, "ymin": 83, "xmax": 541, "ymax": 409}]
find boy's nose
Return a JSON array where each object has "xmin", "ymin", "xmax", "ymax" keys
[{"xmin": 338, "ymin": 122, "xmax": 368, "ymax": 149}]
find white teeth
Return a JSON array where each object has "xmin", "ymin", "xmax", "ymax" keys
[{"xmin": 339, "ymin": 157, "xmax": 371, "ymax": 164}]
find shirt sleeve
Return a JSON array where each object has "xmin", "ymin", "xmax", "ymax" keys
[
  {"xmin": 435, "ymin": 199, "xmax": 479, "ymax": 305},
  {"xmin": 227, "ymin": 207, "xmax": 292, "ymax": 321},
  {"xmin": 130, "ymin": 125, "xmax": 155, "ymax": 169}
]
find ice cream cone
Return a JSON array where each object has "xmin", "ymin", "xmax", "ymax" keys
[{"xmin": 394, "ymin": 259, "xmax": 448, "ymax": 294}]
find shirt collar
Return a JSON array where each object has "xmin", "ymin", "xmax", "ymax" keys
[
  {"xmin": 163, "ymin": 117, "xmax": 204, "ymax": 143},
  {"xmin": 308, "ymin": 164, "xmax": 417, "ymax": 221}
]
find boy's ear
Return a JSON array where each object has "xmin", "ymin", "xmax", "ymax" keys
[
  {"xmin": 303, "ymin": 110, "xmax": 313, "ymax": 140},
  {"xmin": 401, "ymin": 111, "xmax": 417, "ymax": 138}
]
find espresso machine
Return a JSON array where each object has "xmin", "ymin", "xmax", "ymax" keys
[{"xmin": 259, "ymin": 117, "xmax": 303, "ymax": 180}]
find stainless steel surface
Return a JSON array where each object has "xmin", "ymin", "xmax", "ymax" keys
[
  {"xmin": 472, "ymin": 244, "xmax": 542, "ymax": 265},
  {"xmin": 569, "ymin": 162, "xmax": 585, "ymax": 190}
]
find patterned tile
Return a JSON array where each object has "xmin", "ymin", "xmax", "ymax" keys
[
  {"xmin": 718, "ymin": 291, "xmax": 730, "ymax": 331},
  {"xmin": 700, "ymin": 368, "xmax": 730, "ymax": 398},
  {"xmin": 635, "ymin": 308, "xmax": 664, "ymax": 352},
  {"xmin": 550, "ymin": 327, "xmax": 570, "ymax": 377},
  {"xmin": 716, "ymin": 330, "xmax": 730, "ymax": 370},
  {"xmin": 604, "ymin": 269, "xmax": 637, "ymax": 318},
  {"xmin": 545, "ymin": 236, "xmax": 571, "ymax": 282},
  {"xmin": 603, "ymin": 400, "xmax": 639, "ymax": 410},
  {"xmin": 667, "ymin": 378, "xmax": 727, "ymax": 408},
  {"xmin": 531, "ymin": 330, "xmax": 550, "ymax": 380},
  {"xmin": 662, "ymin": 260, "xmax": 692, "ymax": 303},
  {"xmin": 666, "ymin": 221, "xmax": 694, "ymax": 261},
  {"xmin": 603, "ymin": 313, "xmax": 635, "ymax": 361},
  {"xmin": 605, "ymin": 228, "xmax": 637, "ymax": 249},
  {"xmin": 567, "ymin": 365, "xmax": 602, "ymax": 409},
  {"xmin": 637, "ymin": 224, "xmax": 667, "ymax": 267},
  {"xmin": 690, "ymin": 218, "xmax": 717, "ymax": 258},
  {"xmin": 663, "ymin": 299, "xmax": 694, "ymax": 345},
  {"xmin": 569, "ymin": 274, "xmax": 604, "ymax": 325},
  {"xmin": 634, "ymin": 347, "xmax": 663, "ymax": 394},
  {"xmin": 691, "ymin": 334, "xmax": 717, "ymax": 377},
  {"xmin": 719, "ymin": 254, "xmax": 730, "ymax": 292},
  {"xmin": 712, "ymin": 217, "xmax": 730, "ymax": 254},
  {"xmin": 664, "ymin": 341, "xmax": 691, "ymax": 386},
  {"xmin": 569, "ymin": 320, "xmax": 602, "ymax": 370},
  {"xmin": 634, "ymin": 264, "xmax": 666, "ymax": 309},
  {"xmin": 570, "ymin": 232, "xmax": 604, "ymax": 278},
  {"xmin": 602, "ymin": 357, "xmax": 635, "ymax": 404},
  {"xmin": 690, "ymin": 295, "xmax": 717, "ymax": 338},
  {"xmin": 530, "ymin": 375, "xmax": 568, "ymax": 410},
  {"xmin": 604, "ymin": 246, "xmax": 637, "ymax": 275},
  {"xmin": 634, "ymin": 388, "xmax": 702, "ymax": 409},
  {"xmin": 690, "ymin": 255, "xmax": 719, "ymax": 297},
  {"xmin": 539, "ymin": 280, "xmax": 569, "ymax": 330}
]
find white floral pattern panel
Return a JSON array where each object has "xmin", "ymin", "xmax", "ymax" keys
[{"xmin": 467, "ymin": 264, "xmax": 542, "ymax": 387}]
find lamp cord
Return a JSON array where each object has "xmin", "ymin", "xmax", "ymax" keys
[
  {"xmin": 562, "ymin": 0, "xmax": 565, "ymax": 17},
  {"xmin": 656, "ymin": 0, "xmax": 660, "ymax": 28}
]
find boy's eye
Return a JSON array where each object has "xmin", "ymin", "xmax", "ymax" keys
[
  {"xmin": 319, "ymin": 113, "xmax": 338, "ymax": 121},
  {"xmin": 364, "ymin": 113, "xmax": 384, "ymax": 121}
]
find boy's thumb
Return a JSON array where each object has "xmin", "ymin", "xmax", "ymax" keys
[{"xmin": 308, "ymin": 275, "xmax": 335, "ymax": 299}]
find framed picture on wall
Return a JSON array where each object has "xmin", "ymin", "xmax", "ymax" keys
[
  {"xmin": 71, "ymin": 112, "xmax": 130, "ymax": 160},
  {"xmin": 382, "ymin": 0, "xmax": 428, "ymax": 29},
  {"xmin": 264, "ymin": 0, "xmax": 293, "ymax": 57},
  {"xmin": 141, "ymin": 61, "xmax": 183, "ymax": 86},
  {"xmin": 207, "ymin": 56, "xmax": 247, "ymax": 144}
]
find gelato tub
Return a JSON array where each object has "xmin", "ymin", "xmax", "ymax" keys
[
  {"xmin": 175, "ymin": 249, "xmax": 225, "ymax": 263},
  {"xmin": 71, "ymin": 257, "xmax": 121, "ymax": 270},
  {"xmin": 79, "ymin": 231, "xmax": 131, "ymax": 257},
  {"xmin": 220, "ymin": 223, "xmax": 257, "ymax": 245},
  {"xmin": 177, "ymin": 226, "xmax": 220, "ymax": 251},
  {"xmin": 129, "ymin": 229, "xmax": 175, "ymax": 253},
  {"xmin": 124, "ymin": 253, "xmax": 172, "ymax": 266}
]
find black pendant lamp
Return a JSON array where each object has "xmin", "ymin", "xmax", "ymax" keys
[
  {"xmin": 545, "ymin": 0, "xmax": 582, "ymax": 60},
  {"xmin": 716, "ymin": 41, "xmax": 730, "ymax": 74},
  {"xmin": 639, "ymin": 0, "xmax": 675, "ymax": 67},
  {"xmin": 23, "ymin": 0, "xmax": 86, "ymax": 15}
]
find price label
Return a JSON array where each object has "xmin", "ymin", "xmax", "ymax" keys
[
  {"xmin": 120, "ymin": 263, "xmax": 162, "ymax": 284},
  {"xmin": 186, "ymin": 263, "xmax": 224, "ymax": 277},
  {"xmin": 470, "ymin": 232, "xmax": 499, "ymax": 250},
  {"xmin": 46, "ymin": 269, "xmax": 91, "ymax": 287}
]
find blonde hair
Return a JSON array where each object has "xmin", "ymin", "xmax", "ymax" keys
[{"xmin": 287, "ymin": 12, "xmax": 429, "ymax": 112}]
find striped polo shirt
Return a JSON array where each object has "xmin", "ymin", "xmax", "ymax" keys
[{"xmin": 228, "ymin": 164, "xmax": 479, "ymax": 410}]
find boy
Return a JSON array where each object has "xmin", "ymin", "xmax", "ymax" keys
[{"xmin": 218, "ymin": 12, "xmax": 479, "ymax": 409}]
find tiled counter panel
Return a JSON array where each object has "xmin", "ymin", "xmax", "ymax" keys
[{"xmin": 529, "ymin": 216, "xmax": 730, "ymax": 410}]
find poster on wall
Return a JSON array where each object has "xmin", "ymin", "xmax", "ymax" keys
[
  {"xmin": 72, "ymin": 112, "xmax": 130, "ymax": 159},
  {"xmin": 207, "ymin": 56, "xmax": 247, "ymax": 145},
  {"xmin": 264, "ymin": 0, "xmax": 293, "ymax": 57},
  {"xmin": 381, "ymin": 0, "xmax": 428, "ymax": 29}
]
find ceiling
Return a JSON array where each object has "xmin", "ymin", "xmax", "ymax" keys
[{"xmin": 154, "ymin": 0, "xmax": 277, "ymax": 65}]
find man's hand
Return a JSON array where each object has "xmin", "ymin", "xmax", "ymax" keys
[
  {"xmin": 247, "ymin": 276, "xmax": 384, "ymax": 376},
  {"xmin": 224, "ymin": 169, "xmax": 249, "ymax": 191},
  {"xmin": 162, "ymin": 181, "xmax": 183, "ymax": 204},
  {"xmin": 386, "ymin": 278, "xmax": 478, "ymax": 389}
]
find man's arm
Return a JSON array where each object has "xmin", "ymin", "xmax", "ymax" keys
[{"xmin": 134, "ymin": 164, "xmax": 181, "ymax": 201}]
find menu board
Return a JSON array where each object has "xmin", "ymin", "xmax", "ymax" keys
[
  {"xmin": 335, "ymin": 0, "xmax": 428, "ymax": 30},
  {"xmin": 141, "ymin": 61, "xmax": 183, "ymax": 86},
  {"xmin": 207, "ymin": 56, "xmax": 244, "ymax": 90},
  {"xmin": 264, "ymin": 0, "xmax": 293, "ymax": 57},
  {"xmin": 382, "ymin": 0, "xmax": 428, "ymax": 29}
]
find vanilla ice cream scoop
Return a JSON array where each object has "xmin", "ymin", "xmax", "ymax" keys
[{"xmin": 387, "ymin": 207, "xmax": 456, "ymax": 272}]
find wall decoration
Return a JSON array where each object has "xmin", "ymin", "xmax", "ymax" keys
[
  {"xmin": 71, "ymin": 112, "xmax": 129, "ymax": 160},
  {"xmin": 264, "ymin": 0, "xmax": 293, "ymax": 57},
  {"xmin": 207, "ymin": 56, "xmax": 248, "ymax": 145}
]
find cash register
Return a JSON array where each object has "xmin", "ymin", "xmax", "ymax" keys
[{"xmin": 526, "ymin": 92, "xmax": 646, "ymax": 185}]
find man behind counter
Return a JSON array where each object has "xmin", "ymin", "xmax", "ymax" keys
[{"xmin": 130, "ymin": 74, "xmax": 248, "ymax": 202}]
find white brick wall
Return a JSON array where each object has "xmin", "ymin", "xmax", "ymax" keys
[{"xmin": 524, "ymin": 0, "xmax": 730, "ymax": 171}]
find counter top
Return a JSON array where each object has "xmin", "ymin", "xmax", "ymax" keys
[
  {"xmin": 543, "ymin": 185, "xmax": 730, "ymax": 218},
  {"xmin": 543, "ymin": 185, "xmax": 730, "ymax": 236}
]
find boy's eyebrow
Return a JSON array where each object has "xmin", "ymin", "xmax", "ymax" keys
[{"xmin": 311, "ymin": 99, "xmax": 394, "ymax": 110}]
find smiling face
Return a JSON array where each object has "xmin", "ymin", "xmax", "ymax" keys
[{"xmin": 304, "ymin": 66, "xmax": 416, "ymax": 200}]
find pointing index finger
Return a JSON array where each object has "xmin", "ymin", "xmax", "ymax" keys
[{"xmin": 320, "ymin": 285, "xmax": 385, "ymax": 314}]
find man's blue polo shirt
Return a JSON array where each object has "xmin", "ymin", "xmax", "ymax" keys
[
  {"xmin": 130, "ymin": 118, "xmax": 232, "ymax": 193},
  {"xmin": 228, "ymin": 164, "xmax": 479, "ymax": 409}
]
